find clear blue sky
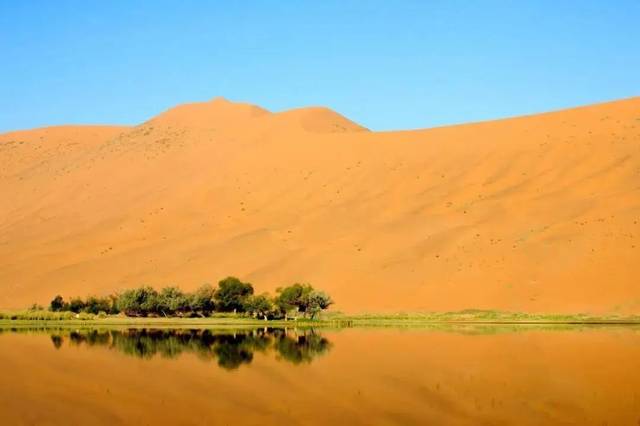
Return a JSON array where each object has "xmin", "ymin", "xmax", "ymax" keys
[{"xmin": 1, "ymin": 1, "xmax": 638, "ymax": 132}]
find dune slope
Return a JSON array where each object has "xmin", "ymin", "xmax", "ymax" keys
[{"xmin": 1, "ymin": 97, "xmax": 639, "ymax": 312}]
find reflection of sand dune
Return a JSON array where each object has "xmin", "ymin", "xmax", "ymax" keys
[{"xmin": 1, "ymin": 97, "xmax": 639, "ymax": 312}]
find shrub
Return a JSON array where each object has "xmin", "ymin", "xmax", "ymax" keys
[
  {"xmin": 77, "ymin": 312, "xmax": 94, "ymax": 320},
  {"xmin": 61, "ymin": 311, "xmax": 75, "ymax": 320}
]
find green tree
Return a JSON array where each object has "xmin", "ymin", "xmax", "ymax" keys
[
  {"xmin": 214, "ymin": 277, "xmax": 254, "ymax": 312},
  {"xmin": 189, "ymin": 284, "xmax": 216, "ymax": 316},
  {"xmin": 157, "ymin": 287, "xmax": 188, "ymax": 316},
  {"xmin": 274, "ymin": 283, "xmax": 313, "ymax": 318},
  {"xmin": 107, "ymin": 294, "xmax": 120, "ymax": 314},
  {"xmin": 306, "ymin": 290, "xmax": 333, "ymax": 319},
  {"xmin": 49, "ymin": 295, "xmax": 65, "ymax": 312},
  {"xmin": 68, "ymin": 297, "xmax": 86, "ymax": 313},
  {"xmin": 84, "ymin": 296, "xmax": 112, "ymax": 314},
  {"xmin": 244, "ymin": 293, "xmax": 274, "ymax": 320},
  {"xmin": 116, "ymin": 286, "xmax": 159, "ymax": 316}
]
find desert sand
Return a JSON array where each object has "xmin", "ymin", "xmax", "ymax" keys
[{"xmin": 0, "ymin": 97, "xmax": 638, "ymax": 312}]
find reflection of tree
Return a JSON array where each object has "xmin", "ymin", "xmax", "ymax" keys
[
  {"xmin": 69, "ymin": 330, "xmax": 111, "ymax": 347},
  {"xmin": 43, "ymin": 328, "xmax": 331, "ymax": 370},
  {"xmin": 213, "ymin": 335, "xmax": 254, "ymax": 370},
  {"xmin": 50, "ymin": 334, "xmax": 63, "ymax": 349},
  {"xmin": 273, "ymin": 330, "xmax": 332, "ymax": 364}
]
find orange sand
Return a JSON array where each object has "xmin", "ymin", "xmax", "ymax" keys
[{"xmin": 1, "ymin": 97, "xmax": 639, "ymax": 312}]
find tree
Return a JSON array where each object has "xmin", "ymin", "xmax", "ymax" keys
[
  {"xmin": 115, "ymin": 286, "xmax": 159, "ymax": 316},
  {"xmin": 244, "ymin": 294, "xmax": 274, "ymax": 320},
  {"xmin": 275, "ymin": 284, "xmax": 333, "ymax": 319},
  {"xmin": 306, "ymin": 291, "xmax": 333, "ymax": 319},
  {"xmin": 189, "ymin": 284, "xmax": 216, "ymax": 316},
  {"xmin": 107, "ymin": 294, "xmax": 120, "ymax": 314},
  {"xmin": 68, "ymin": 297, "xmax": 86, "ymax": 313},
  {"xmin": 214, "ymin": 277, "xmax": 254, "ymax": 312},
  {"xmin": 49, "ymin": 295, "xmax": 65, "ymax": 312},
  {"xmin": 84, "ymin": 296, "xmax": 112, "ymax": 314},
  {"xmin": 157, "ymin": 287, "xmax": 188, "ymax": 316},
  {"xmin": 274, "ymin": 283, "xmax": 313, "ymax": 318}
]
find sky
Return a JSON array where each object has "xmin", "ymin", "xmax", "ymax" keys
[{"xmin": 1, "ymin": 0, "xmax": 639, "ymax": 132}]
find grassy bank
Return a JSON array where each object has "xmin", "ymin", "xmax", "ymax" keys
[
  {"xmin": 2, "ymin": 309, "xmax": 640, "ymax": 328},
  {"xmin": 326, "ymin": 309, "xmax": 640, "ymax": 324}
]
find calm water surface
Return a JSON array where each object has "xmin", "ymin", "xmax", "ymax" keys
[{"xmin": 0, "ymin": 325, "xmax": 639, "ymax": 425}]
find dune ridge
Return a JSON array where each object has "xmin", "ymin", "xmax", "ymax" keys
[{"xmin": 1, "ymin": 97, "xmax": 639, "ymax": 312}]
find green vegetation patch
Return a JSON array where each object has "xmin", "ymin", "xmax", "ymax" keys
[{"xmin": 5, "ymin": 277, "xmax": 333, "ymax": 322}]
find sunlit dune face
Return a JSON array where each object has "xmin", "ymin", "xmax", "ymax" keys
[{"xmin": 0, "ymin": 97, "xmax": 639, "ymax": 312}]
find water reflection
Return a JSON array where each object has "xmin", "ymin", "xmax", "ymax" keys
[{"xmin": 35, "ymin": 328, "xmax": 332, "ymax": 370}]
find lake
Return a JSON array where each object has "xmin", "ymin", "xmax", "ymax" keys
[{"xmin": 0, "ymin": 325, "xmax": 639, "ymax": 425}]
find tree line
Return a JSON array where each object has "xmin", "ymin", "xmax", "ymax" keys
[{"xmin": 49, "ymin": 277, "xmax": 333, "ymax": 320}]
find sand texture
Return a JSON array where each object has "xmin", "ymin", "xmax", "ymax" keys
[{"xmin": 1, "ymin": 97, "xmax": 639, "ymax": 312}]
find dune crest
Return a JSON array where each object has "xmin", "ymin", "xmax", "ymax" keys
[
  {"xmin": 146, "ymin": 97, "xmax": 367, "ymax": 134},
  {"xmin": 1, "ymin": 97, "xmax": 639, "ymax": 313},
  {"xmin": 269, "ymin": 107, "xmax": 368, "ymax": 133},
  {"xmin": 148, "ymin": 97, "xmax": 270, "ymax": 129}
]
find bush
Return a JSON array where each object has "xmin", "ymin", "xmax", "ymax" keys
[
  {"xmin": 61, "ymin": 311, "xmax": 75, "ymax": 320},
  {"xmin": 77, "ymin": 312, "xmax": 94, "ymax": 321}
]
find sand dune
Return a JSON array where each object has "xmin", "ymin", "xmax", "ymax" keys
[{"xmin": 1, "ymin": 97, "xmax": 639, "ymax": 312}]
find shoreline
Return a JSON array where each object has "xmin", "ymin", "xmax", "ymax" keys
[{"xmin": 2, "ymin": 312, "xmax": 640, "ymax": 328}]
